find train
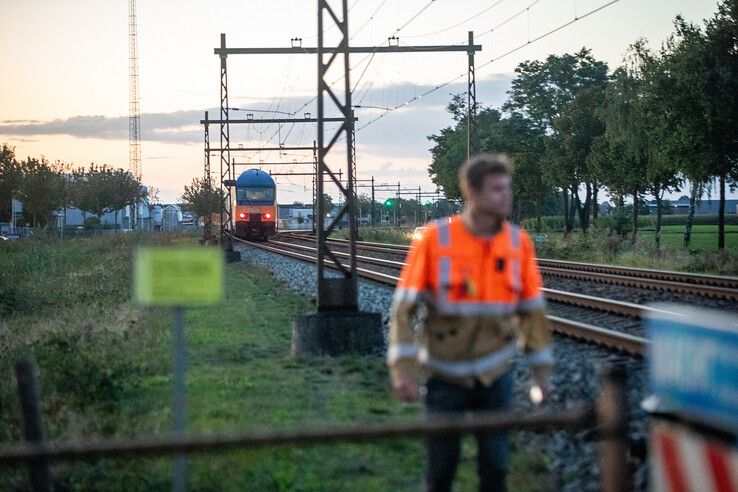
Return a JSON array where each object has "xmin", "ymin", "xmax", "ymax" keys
[{"xmin": 233, "ymin": 168, "xmax": 277, "ymax": 240}]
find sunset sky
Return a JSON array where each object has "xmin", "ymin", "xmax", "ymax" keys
[{"xmin": 0, "ymin": 0, "xmax": 719, "ymax": 204}]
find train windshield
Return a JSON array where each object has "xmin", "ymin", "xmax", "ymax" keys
[{"xmin": 237, "ymin": 187, "xmax": 275, "ymax": 201}]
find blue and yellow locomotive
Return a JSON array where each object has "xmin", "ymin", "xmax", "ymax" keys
[{"xmin": 233, "ymin": 169, "xmax": 277, "ymax": 240}]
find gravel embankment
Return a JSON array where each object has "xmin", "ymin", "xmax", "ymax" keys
[{"xmin": 234, "ymin": 243, "xmax": 648, "ymax": 491}]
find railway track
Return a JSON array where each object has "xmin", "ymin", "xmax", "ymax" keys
[
  {"xmin": 233, "ymin": 235, "xmax": 649, "ymax": 357},
  {"xmin": 280, "ymin": 232, "xmax": 738, "ymax": 301}
]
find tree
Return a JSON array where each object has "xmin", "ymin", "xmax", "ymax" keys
[
  {"xmin": 659, "ymin": 1, "xmax": 738, "ymax": 249},
  {"xmin": 504, "ymin": 48, "xmax": 609, "ymax": 234},
  {"xmin": 112, "ymin": 170, "xmax": 145, "ymax": 230},
  {"xmin": 428, "ymin": 104, "xmax": 553, "ymax": 227},
  {"xmin": 180, "ymin": 177, "xmax": 223, "ymax": 235},
  {"xmin": 70, "ymin": 164, "xmax": 128, "ymax": 227},
  {"xmin": 15, "ymin": 157, "xmax": 67, "ymax": 227},
  {"xmin": 592, "ymin": 41, "xmax": 681, "ymax": 246},
  {"xmin": 547, "ymin": 84, "xmax": 607, "ymax": 232},
  {"xmin": 315, "ymin": 193, "xmax": 333, "ymax": 217},
  {"xmin": 0, "ymin": 144, "xmax": 20, "ymax": 222}
]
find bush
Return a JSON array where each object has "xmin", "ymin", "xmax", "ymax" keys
[
  {"xmin": 659, "ymin": 214, "xmax": 738, "ymax": 226},
  {"xmin": 521, "ymin": 212, "xmax": 738, "ymax": 232},
  {"xmin": 83, "ymin": 216, "xmax": 102, "ymax": 230},
  {"xmin": 34, "ymin": 330, "xmax": 135, "ymax": 408},
  {"xmin": 520, "ymin": 216, "xmax": 568, "ymax": 232},
  {"xmin": 598, "ymin": 206, "xmax": 635, "ymax": 236}
]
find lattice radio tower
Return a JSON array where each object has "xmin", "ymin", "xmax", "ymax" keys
[
  {"xmin": 128, "ymin": 0, "xmax": 142, "ymax": 229},
  {"xmin": 128, "ymin": 0, "xmax": 141, "ymax": 183}
]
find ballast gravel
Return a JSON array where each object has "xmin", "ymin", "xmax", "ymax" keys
[{"xmin": 235, "ymin": 243, "xmax": 649, "ymax": 491}]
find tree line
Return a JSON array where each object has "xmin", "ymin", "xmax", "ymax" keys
[
  {"xmin": 0, "ymin": 144, "xmax": 146, "ymax": 228},
  {"xmin": 428, "ymin": 1, "xmax": 737, "ymax": 249}
]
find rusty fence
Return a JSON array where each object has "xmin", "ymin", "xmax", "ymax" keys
[{"xmin": 1, "ymin": 358, "xmax": 630, "ymax": 492}]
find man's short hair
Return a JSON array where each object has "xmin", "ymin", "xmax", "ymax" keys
[{"xmin": 459, "ymin": 154, "xmax": 512, "ymax": 198}]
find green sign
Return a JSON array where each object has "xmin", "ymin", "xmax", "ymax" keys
[{"xmin": 134, "ymin": 247, "xmax": 224, "ymax": 306}]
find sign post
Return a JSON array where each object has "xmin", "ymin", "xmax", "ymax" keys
[{"xmin": 134, "ymin": 247, "xmax": 223, "ymax": 492}]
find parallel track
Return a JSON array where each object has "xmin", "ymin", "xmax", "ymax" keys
[
  {"xmin": 234, "ymin": 235, "xmax": 649, "ymax": 357},
  {"xmin": 281, "ymin": 233, "xmax": 738, "ymax": 301}
]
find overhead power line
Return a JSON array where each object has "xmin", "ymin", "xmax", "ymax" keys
[
  {"xmin": 475, "ymin": 0, "xmax": 545, "ymax": 39},
  {"xmin": 391, "ymin": 0, "xmax": 438, "ymax": 36},
  {"xmin": 355, "ymin": 0, "xmax": 621, "ymax": 132},
  {"xmin": 402, "ymin": 0, "xmax": 507, "ymax": 39},
  {"xmin": 257, "ymin": 0, "xmax": 444, "ymax": 150}
]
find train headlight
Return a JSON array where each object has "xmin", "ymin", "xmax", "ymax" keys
[
  {"xmin": 264, "ymin": 213, "xmax": 272, "ymax": 220},
  {"xmin": 238, "ymin": 212, "xmax": 246, "ymax": 219}
]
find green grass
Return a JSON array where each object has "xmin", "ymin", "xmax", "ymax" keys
[
  {"xmin": 334, "ymin": 227, "xmax": 414, "ymax": 245},
  {"xmin": 640, "ymin": 224, "xmax": 738, "ymax": 251},
  {"xmin": 0, "ymin": 233, "xmax": 551, "ymax": 491}
]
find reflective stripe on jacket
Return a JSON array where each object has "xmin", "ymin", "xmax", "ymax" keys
[{"xmin": 388, "ymin": 215, "xmax": 553, "ymax": 387}]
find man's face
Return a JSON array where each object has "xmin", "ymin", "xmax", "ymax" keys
[{"xmin": 467, "ymin": 173, "xmax": 512, "ymax": 218}]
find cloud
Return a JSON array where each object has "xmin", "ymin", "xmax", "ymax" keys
[
  {"xmin": 0, "ymin": 73, "xmax": 513, "ymax": 156},
  {"xmin": 2, "ymin": 119, "xmax": 41, "ymax": 124},
  {"xmin": 8, "ymin": 137, "xmax": 39, "ymax": 143},
  {"xmin": 0, "ymin": 111, "xmax": 207, "ymax": 144},
  {"xmin": 362, "ymin": 160, "xmax": 429, "ymax": 178}
]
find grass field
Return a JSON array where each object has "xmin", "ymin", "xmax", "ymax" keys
[
  {"xmin": 0, "ymin": 233, "xmax": 550, "ymax": 491},
  {"xmin": 640, "ymin": 224, "xmax": 738, "ymax": 251}
]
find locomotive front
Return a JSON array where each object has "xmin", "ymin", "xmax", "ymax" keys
[{"xmin": 234, "ymin": 169, "xmax": 277, "ymax": 240}]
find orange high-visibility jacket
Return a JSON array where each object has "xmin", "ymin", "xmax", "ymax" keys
[{"xmin": 388, "ymin": 215, "xmax": 553, "ymax": 387}]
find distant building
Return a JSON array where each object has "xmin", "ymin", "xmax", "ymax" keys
[
  {"xmin": 160, "ymin": 204, "xmax": 182, "ymax": 231},
  {"xmin": 644, "ymin": 195, "xmax": 738, "ymax": 215},
  {"xmin": 277, "ymin": 203, "xmax": 313, "ymax": 229}
]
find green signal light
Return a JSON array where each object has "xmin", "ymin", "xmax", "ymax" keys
[
  {"xmin": 384, "ymin": 199, "xmax": 394, "ymax": 207},
  {"xmin": 425, "ymin": 200, "xmax": 432, "ymax": 206}
]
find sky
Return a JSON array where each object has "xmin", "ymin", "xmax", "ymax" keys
[{"xmin": 0, "ymin": 0, "xmax": 721, "ymax": 204}]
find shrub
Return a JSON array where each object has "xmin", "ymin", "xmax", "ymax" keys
[
  {"xmin": 34, "ymin": 330, "xmax": 135, "ymax": 407},
  {"xmin": 83, "ymin": 216, "xmax": 102, "ymax": 230}
]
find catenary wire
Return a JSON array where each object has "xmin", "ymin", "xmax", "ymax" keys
[{"xmin": 354, "ymin": 0, "xmax": 621, "ymax": 132}]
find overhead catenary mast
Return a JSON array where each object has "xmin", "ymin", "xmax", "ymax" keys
[{"xmin": 128, "ymin": 0, "xmax": 142, "ymax": 228}]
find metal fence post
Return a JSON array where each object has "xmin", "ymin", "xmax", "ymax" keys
[
  {"xmin": 597, "ymin": 366, "xmax": 629, "ymax": 492},
  {"xmin": 15, "ymin": 357, "xmax": 53, "ymax": 492}
]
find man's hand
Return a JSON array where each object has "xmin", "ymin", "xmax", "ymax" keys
[
  {"xmin": 529, "ymin": 380, "xmax": 552, "ymax": 405},
  {"xmin": 392, "ymin": 374, "xmax": 420, "ymax": 402}
]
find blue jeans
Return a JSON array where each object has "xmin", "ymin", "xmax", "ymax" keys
[{"xmin": 423, "ymin": 371, "xmax": 513, "ymax": 492}]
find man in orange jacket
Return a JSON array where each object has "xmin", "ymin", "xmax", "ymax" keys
[{"xmin": 388, "ymin": 154, "xmax": 553, "ymax": 492}]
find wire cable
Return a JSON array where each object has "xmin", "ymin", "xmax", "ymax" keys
[
  {"xmin": 355, "ymin": 0, "xmax": 621, "ymax": 132},
  {"xmin": 475, "ymin": 0, "xmax": 544, "ymax": 39},
  {"xmin": 402, "ymin": 0, "xmax": 506, "ymax": 39},
  {"xmin": 350, "ymin": 0, "xmax": 389, "ymax": 41},
  {"xmin": 257, "ymin": 0, "xmax": 443, "ymax": 149}
]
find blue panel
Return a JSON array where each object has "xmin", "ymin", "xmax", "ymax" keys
[{"xmin": 646, "ymin": 304, "xmax": 738, "ymax": 433}]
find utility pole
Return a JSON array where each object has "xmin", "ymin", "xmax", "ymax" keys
[
  {"xmin": 467, "ymin": 31, "xmax": 477, "ymax": 161},
  {"xmin": 218, "ymin": 33, "xmax": 236, "ymax": 260},
  {"xmin": 211, "ymin": 15, "xmax": 481, "ymax": 355},
  {"xmin": 395, "ymin": 182, "xmax": 400, "ymax": 227},
  {"xmin": 370, "ymin": 176, "xmax": 375, "ymax": 227}
]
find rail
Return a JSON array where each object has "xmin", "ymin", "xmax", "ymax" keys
[
  {"xmin": 284, "ymin": 233, "xmax": 738, "ymax": 299},
  {"xmin": 235, "ymin": 237, "xmax": 648, "ymax": 356}
]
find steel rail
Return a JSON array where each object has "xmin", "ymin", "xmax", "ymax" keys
[
  {"xmin": 538, "ymin": 258, "xmax": 738, "ymax": 289},
  {"xmin": 279, "ymin": 233, "xmax": 738, "ymax": 300},
  {"xmin": 235, "ymin": 237, "xmax": 648, "ymax": 356},
  {"xmin": 537, "ymin": 266, "xmax": 738, "ymax": 301},
  {"xmin": 270, "ymin": 238, "xmax": 683, "ymax": 321}
]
